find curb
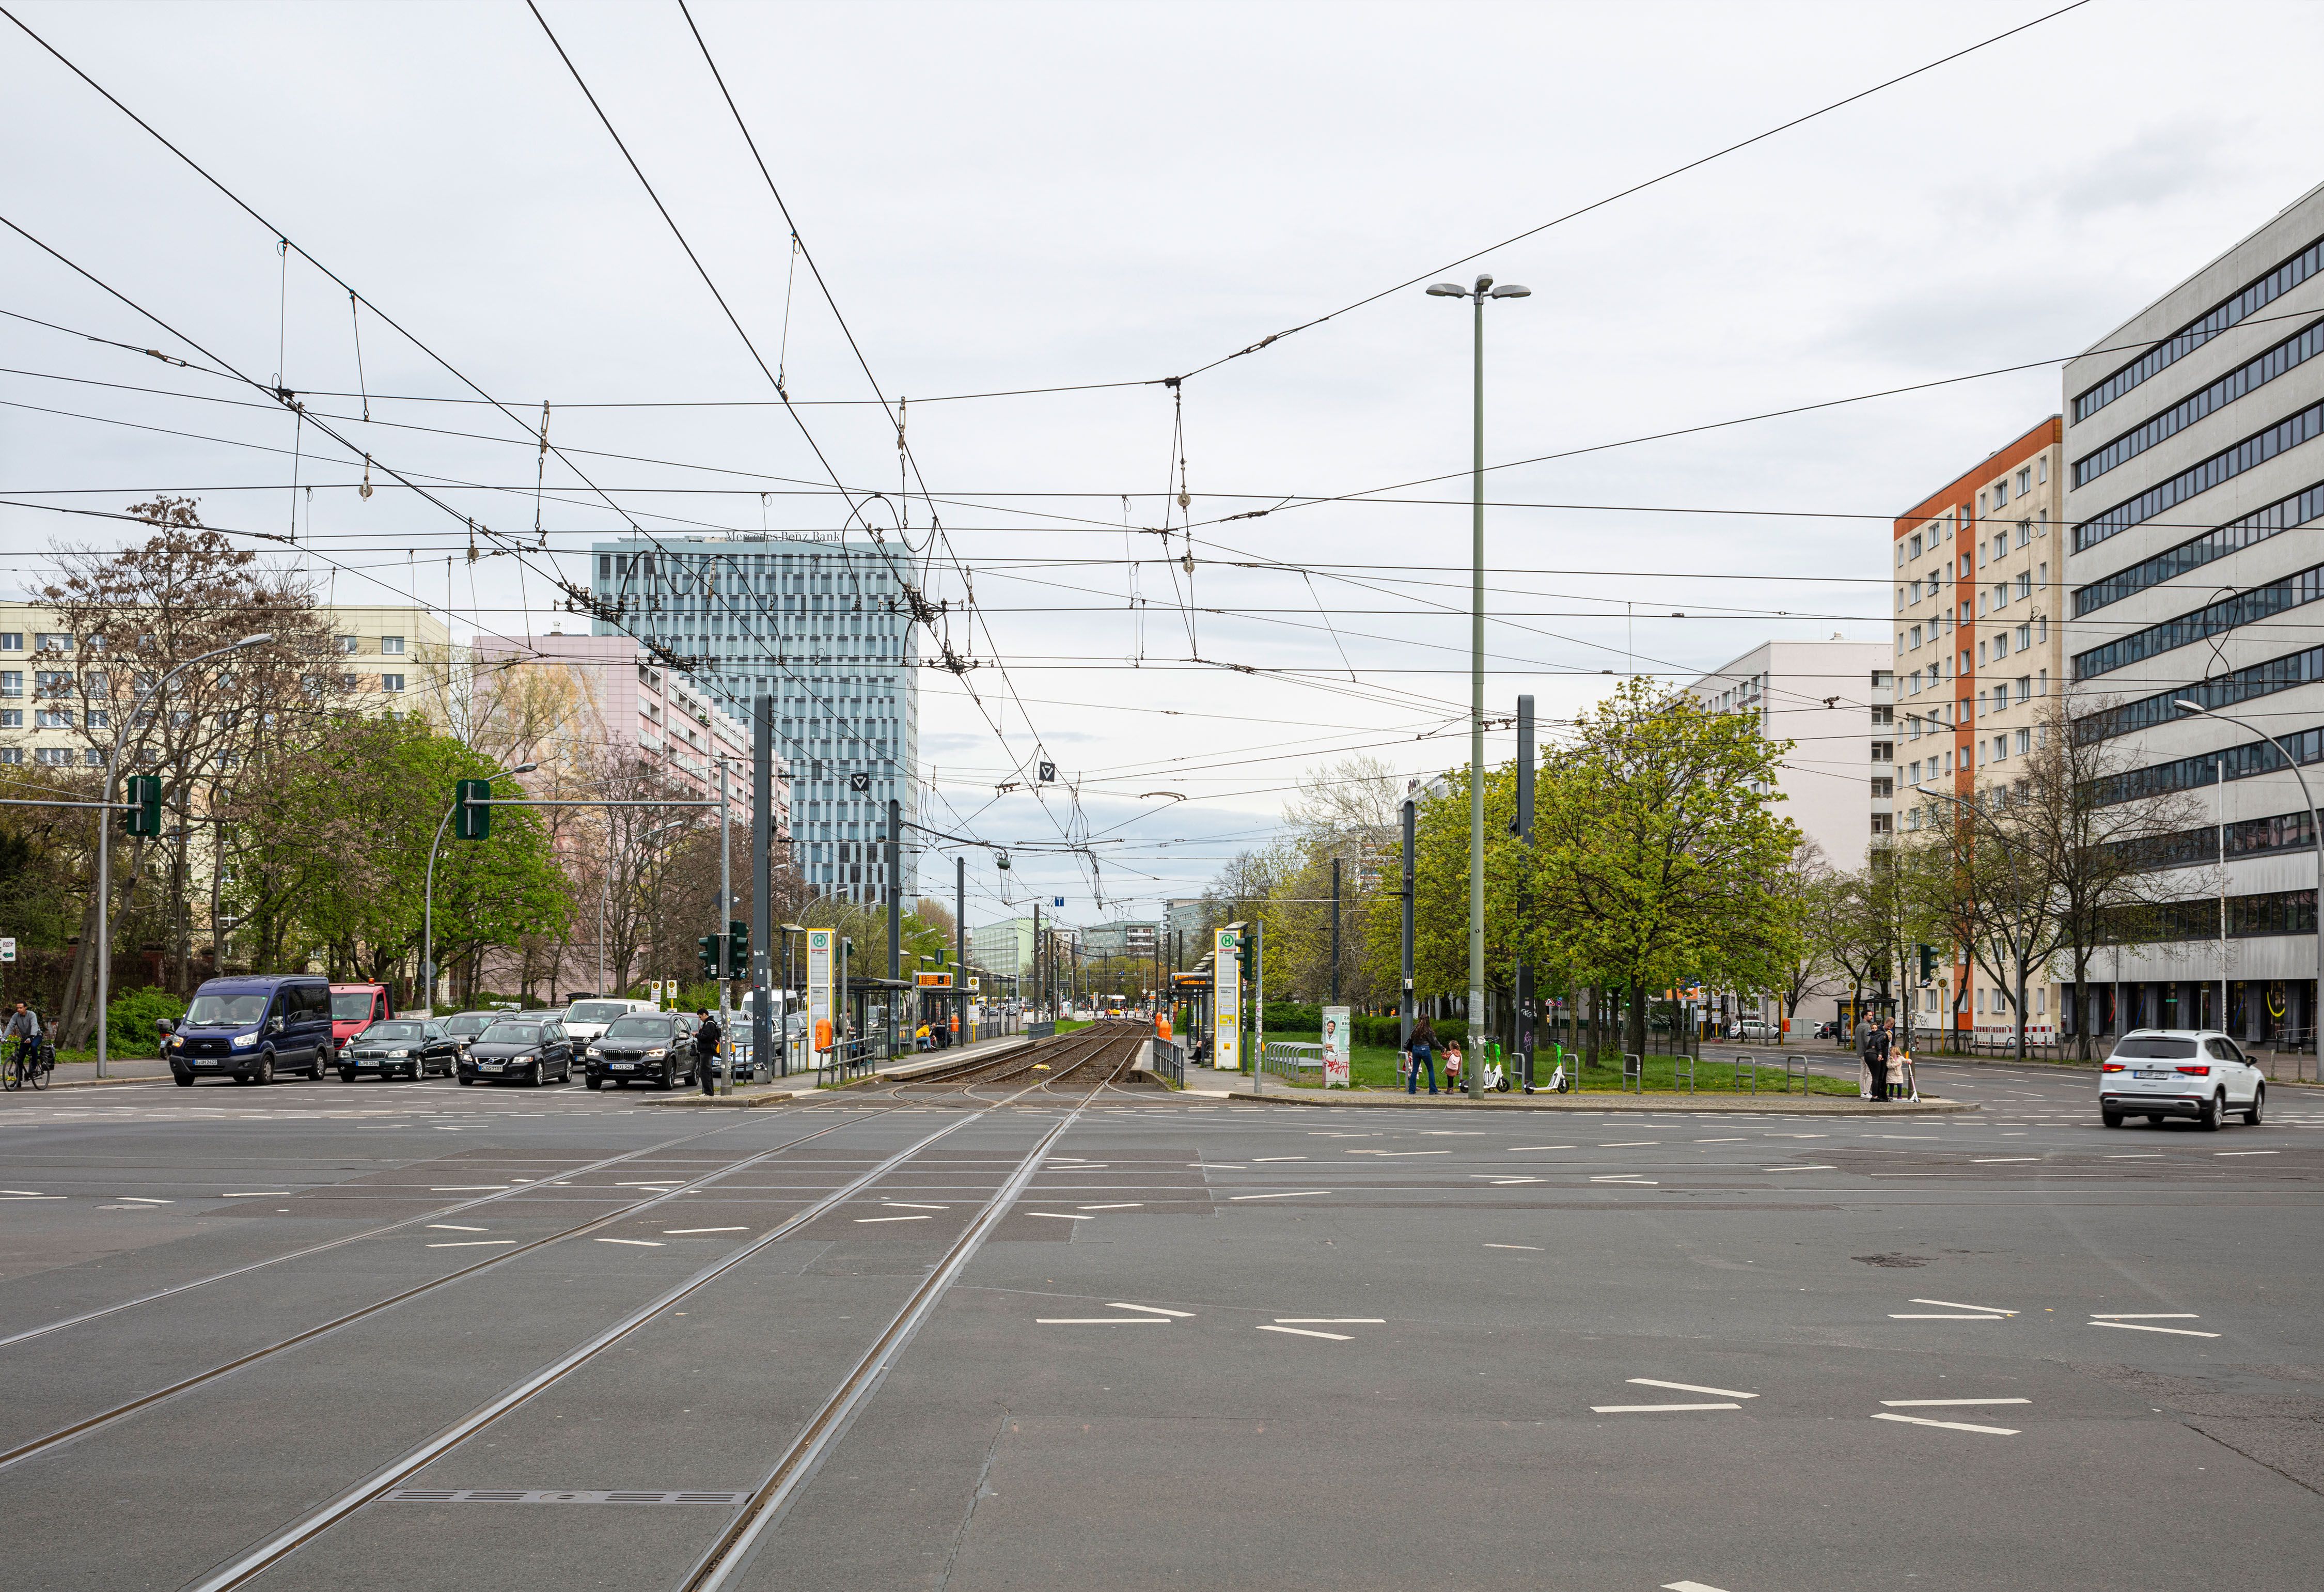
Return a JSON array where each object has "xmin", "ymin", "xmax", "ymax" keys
[{"xmin": 1213, "ymin": 1086, "xmax": 1973, "ymax": 1114}]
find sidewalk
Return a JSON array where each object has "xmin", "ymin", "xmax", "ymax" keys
[
  {"xmin": 33, "ymin": 1057, "xmax": 175, "ymax": 1089},
  {"xmin": 1174, "ymin": 1063, "xmax": 1970, "ymax": 1114}
]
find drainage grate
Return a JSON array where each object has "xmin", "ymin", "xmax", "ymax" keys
[{"xmin": 386, "ymin": 1488, "xmax": 750, "ymax": 1506}]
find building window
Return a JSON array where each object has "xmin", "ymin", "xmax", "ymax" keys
[
  {"xmin": 0, "ymin": 634, "xmax": 19, "ymax": 651},
  {"xmin": 2016, "ymin": 729, "xmax": 2032, "ymax": 757},
  {"xmin": 380, "ymin": 635, "xmax": 405, "ymax": 656},
  {"xmin": 0, "ymin": 673, "xmax": 18, "ymax": 699},
  {"xmin": 84, "ymin": 748, "xmax": 103, "ymax": 767},
  {"xmin": 1993, "ymin": 477, "xmax": 2009, "ymax": 507},
  {"xmin": 35, "ymin": 634, "xmax": 70, "ymax": 652},
  {"xmin": 338, "ymin": 635, "xmax": 358, "ymax": 655},
  {"xmin": 1871, "ymin": 741, "xmax": 1893, "ymax": 763},
  {"xmin": 2076, "ymin": 233, "xmax": 2324, "ymax": 422},
  {"xmin": 34, "ymin": 709, "xmax": 70, "ymax": 729},
  {"xmin": 2017, "ymin": 467, "xmax": 2032, "ymax": 495},
  {"xmin": 2076, "ymin": 396, "xmax": 2324, "ymax": 554},
  {"xmin": 0, "ymin": 748, "xmax": 17, "ymax": 764},
  {"xmin": 35, "ymin": 747, "xmax": 70, "ymax": 766},
  {"xmin": 2038, "ymin": 456, "xmax": 2049, "ymax": 483},
  {"xmin": 380, "ymin": 674, "xmax": 404, "ymax": 693},
  {"xmin": 1871, "ymin": 812, "xmax": 1894, "ymax": 835},
  {"xmin": 1871, "ymin": 777, "xmax": 1893, "ymax": 798}
]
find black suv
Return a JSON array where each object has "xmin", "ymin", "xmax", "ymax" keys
[
  {"xmin": 458, "ymin": 1017, "xmax": 575, "ymax": 1087},
  {"xmin": 584, "ymin": 1013, "xmax": 701, "ymax": 1090}
]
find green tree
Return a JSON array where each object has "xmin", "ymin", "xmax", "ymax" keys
[{"xmin": 1532, "ymin": 679, "xmax": 1801, "ymax": 1063}]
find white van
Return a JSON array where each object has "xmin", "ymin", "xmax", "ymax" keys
[{"xmin": 562, "ymin": 997, "xmax": 661, "ymax": 1046}]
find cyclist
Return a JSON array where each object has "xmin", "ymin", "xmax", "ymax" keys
[{"xmin": 4, "ymin": 1001, "xmax": 42, "ymax": 1087}]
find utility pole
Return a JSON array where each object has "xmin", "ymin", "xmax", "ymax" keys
[
  {"xmin": 1330, "ymin": 856, "xmax": 1341, "ymax": 1007},
  {"xmin": 750, "ymin": 696, "xmax": 774, "ymax": 1084},
  {"xmin": 1400, "ymin": 794, "xmax": 1416, "ymax": 1054},
  {"xmin": 1513, "ymin": 694, "xmax": 1535, "ymax": 1089},
  {"xmin": 887, "ymin": 798, "xmax": 902, "ymax": 1060},
  {"xmin": 717, "ymin": 759, "xmax": 731, "ymax": 1092},
  {"xmin": 955, "ymin": 853, "xmax": 966, "ymax": 1046},
  {"xmin": 1033, "ymin": 899, "xmax": 1042, "ymax": 1020}
]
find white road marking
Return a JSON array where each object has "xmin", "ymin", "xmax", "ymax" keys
[
  {"xmin": 1351, "ymin": 1150, "xmax": 1449, "ymax": 1158},
  {"xmin": 1629, "ymin": 1378, "xmax": 1756, "ymax": 1399},
  {"xmin": 427, "ymin": 1224, "xmax": 488, "ymax": 1232},
  {"xmin": 1912, "ymin": 1298, "xmax": 2017, "ymax": 1315},
  {"xmin": 1109, "ymin": 1303, "xmax": 1195, "ymax": 1317},
  {"xmin": 111, "ymin": 1196, "xmax": 172, "ymax": 1204},
  {"xmin": 428, "ymin": 1239, "xmax": 516, "ymax": 1248},
  {"xmin": 2091, "ymin": 1313, "xmax": 2200, "ymax": 1319},
  {"xmin": 617, "ymin": 1181, "xmax": 685, "ymax": 1188},
  {"xmin": 1505, "ymin": 1145, "xmax": 1575, "ymax": 1151},
  {"xmin": 1872, "ymin": 1412, "xmax": 2019, "ymax": 1435},
  {"xmin": 1, "ymin": 1189, "xmax": 48, "ymax": 1195},
  {"xmin": 2105, "ymin": 1153, "xmax": 2162, "ymax": 1159},
  {"xmin": 1078, "ymin": 1202, "xmax": 1143, "ymax": 1210},
  {"xmin": 1693, "ymin": 1137, "xmax": 1745, "ymax": 1143},
  {"xmin": 224, "ymin": 1191, "xmax": 293, "ymax": 1197},
  {"xmin": 1767, "ymin": 1165, "xmax": 1835, "ymax": 1171},
  {"xmin": 856, "ymin": 1214, "xmax": 933, "ymax": 1223},
  {"xmin": 665, "ymin": 1227, "xmax": 747, "ymax": 1234},
  {"xmin": 1483, "ymin": 1243, "xmax": 1541, "ymax": 1250},
  {"xmin": 1663, "ymin": 1582, "xmax": 1734, "ymax": 1592},
  {"xmin": 1591, "ymin": 1175, "xmax": 1659, "ymax": 1183},
  {"xmin": 1599, "ymin": 1141, "xmax": 1660, "ymax": 1147},
  {"xmin": 431, "ymin": 1186, "xmax": 507, "ymax": 1191},
  {"xmin": 1251, "ymin": 1156, "xmax": 1307, "ymax": 1162},
  {"xmin": 1890, "ymin": 1314, "xmax": 2007, "ymax": 1320},
  {"xmin": 1881, "ymin": 1397, "xmax": 2030, "ymax": 1407},
  {"xmin": 1973, "ymin": 1157, "xmax": 2041, "ymax": 1163},
  {"xmin": 1038, "ymin": 1317, "xmax": 1167, "ymax": 1325},
  {"xmin": 1487, "ymin": 1177, "xmax": 1545, "ymax": 1185},
  {"xmin": 1229, "ymin": 1190, "xmax": 1330, "ymax": 1200},
  {"xmin": 882, "ymin": 1201, "xmax": 949, "ymax": 1209},
  {"xmin": 2215, "ymin": 1150, "xmax": 2278, "ymax": 1156},
  {"xmin": 1275, "ymin": 1317, "xmax": 1384, "ymax": 1324},
  {"xmin": 1257, "ymin": 1324, "xmax": 1352, "ymax": 1340},
  {"xmin": 1592, "ymin": 1402, "xmax": 1740, "ymax": 1413},
  {"xmin": 2090, "ymin": 1320, "xmax": 2220, "ymax": 1338},
  {"xmin": 595, "ymin": 1238, "xmax": 663, "ymax": 1246},
  {"xmin": 1026, "ymin": 1212, "xmax": 1092, "ymax": 1221}
]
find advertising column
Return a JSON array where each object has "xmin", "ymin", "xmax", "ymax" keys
[
  {"xmin": 1213, "ymin": 927, "xmax": 1242, "ymax": 1071},
  {"xmin": 1321, "ymin": 1004, "xmax": 1351, "ymax": 1087},
  {"xmin": 806, "ymin": 928, "xmax": 837, "ymax": 1059}
]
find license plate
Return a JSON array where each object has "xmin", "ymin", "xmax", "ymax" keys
[
  {"xmin": 196, "ymin": 1059, "xmax": 217, "ymax": 1067},
  {"xmin": 611, "ymin": 1063, "xmax": 633, "ymax": 1070},
  {"xmin": 481, "ymin": 1062, "xmax": 503, "ymax": 1071},
  {"xmin": 2133, "ymin": 1068, "xmax": 2171, "ymax": 1080}
]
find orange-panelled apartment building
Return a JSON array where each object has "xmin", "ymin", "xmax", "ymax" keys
[{"xmin": 1891, "ymin": 416, "xmax": 2068, "ymax": 1040}]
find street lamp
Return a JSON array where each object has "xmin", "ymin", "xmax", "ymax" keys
[
  {"xmin": 1427, "ymin": 273, "xmax": 1530, "ymax": 1096},
  {"xmin": 422, "ymin": 761, "xmax": 538, "ymax": 1014},
  {"xmin": 95, "ymin": 631, "xmax": 273, "ymax": 1079},
  {"xmin": 2175, "ymin": 700, "xmax": 2321, "ymax": 1047}
]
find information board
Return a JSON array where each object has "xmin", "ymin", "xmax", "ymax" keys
[
  {"xmin": 1322, "ymin": 1004, "xmax": 1351, "ymax": 1088},
  {"xmin": 1213, "ymin": 928, "xmax": 1241, "ymax": 1072},
  {"xmin": 806, "ymin": 928, "xmax": 836, "ymax": 1054}
]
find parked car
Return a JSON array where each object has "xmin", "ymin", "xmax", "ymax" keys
[
  {"xmin": 458, "ymin": 1017, "xmax": 576, "ymax": 1087},
  {"xmin": 2099, "ymin": 1029, "xmax": 2267, "ymax": 1130},
  {"xmin": 329, "ymin": 983, "xmax": 392, "ymax": 1056},
  {"xmin": 1814, "ymin": 1019, "xmax": 1843, "ymax": 1041},
  {"xmin": 162, "ymin": 974, "xmax": 335, "ymax": 1085},
  {"xmin": 438, "ymin": 1010, "xmax": 503, "ymax": 1059},
  {"xmin": 562, "ymin": 997, "xmax": 661, "ymax": 1047},
  {"xmin": 1728, "ymin": 1017, "xmax": 1779, "ymax": 1042},
  {"xmin": 339, "ymin": 1019, "xmax": 460, "ymax": 1082},
  {"xmin": 583, "ymin": 1013, "xmax": 700, "ymax": 1090}
]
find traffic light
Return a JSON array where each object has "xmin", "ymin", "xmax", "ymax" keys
[
  {"xmin": 1918, "ymin": 944, "xmax": 1938, "ymax": 979},
  {"xmin": 452, "ymin": 778, "xmax": 492, "ymax": 840},
  {"xmin": 698, "ymin": 934, "xmax": 720, "ymax": 979},
  {"xmin": 726, "ymin": 920, "xmax": 748, "ymax": 978},
  {"xmin": 122, "ymin": 774, "xmax": 163, "ymax": 837}
]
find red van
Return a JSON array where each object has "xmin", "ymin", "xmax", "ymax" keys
[{"xmin": 330, "ymin": 983, "xmax": 392, "ymax": 1053}]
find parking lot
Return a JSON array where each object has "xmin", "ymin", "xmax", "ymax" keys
[{"xmin": 0, "ymin": 1054, "xmax": 2317, "ymax": 1590}]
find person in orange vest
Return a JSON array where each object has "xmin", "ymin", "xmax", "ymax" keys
[{"xmin": 949, "ymin": 1008, "xmax": 961, "ymax": 1046}]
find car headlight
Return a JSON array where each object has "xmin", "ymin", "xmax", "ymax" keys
[
  {"xmin": 516, "ymin": 1054, "xmax": 536, "ymax": 1065},
  {"xmin": 230, "ymin": 1033, "xmax": 259, "ymax": 1049},
  {"xmin": 645, "ymin": 1047, "xmax": 667, "ymax": 1058},
  {"xmin": 168, "ymin": 1036, "xmax": 183, "ymax": 1049},
  {"xmin": 587, "ymin": 1047, "xmax": 603, "ymax": 1058},
  {"xmin": 387, "ymin": 1049, "xmax": 410, "ymax": 1058}
]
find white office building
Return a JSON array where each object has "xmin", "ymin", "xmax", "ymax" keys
[
  {"xmin": 1687, "ymin": 638, "xmax": 1894, "ymax": 870},
  {"xmin": 2061, "ymin": 181, "xmax": 2324, "ymax": 1045}
]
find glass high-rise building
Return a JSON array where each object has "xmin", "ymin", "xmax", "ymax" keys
[{"xmin": 590, "ymin": 534, "xmax": 918, "ymax": 905}]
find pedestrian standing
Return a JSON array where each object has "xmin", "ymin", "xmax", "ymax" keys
[
  {"xmin": 1867, "ymin": 1016, "xmax": 1894, "ymax": 1102},
  {"xmin": 1407, "ymin": 1015, "xmax": 1439, "ymax": 1096},
  {"xmin": 696, "ymin": 1009, "xmax": 723, "ymax": 1096}
]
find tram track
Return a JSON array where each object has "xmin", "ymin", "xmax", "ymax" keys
[
  {"xmin": 184, "ymin": 1071, "xmax": 1097, "ymax": 1592},
  {"xmin": 0, "ymin": 1105, "xmax": 909, "ymax": 1474}
]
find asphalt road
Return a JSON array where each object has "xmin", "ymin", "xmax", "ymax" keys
[{"xmin": 0, "ymin": 1057, "xmax": 2317, "ymax": 1591}]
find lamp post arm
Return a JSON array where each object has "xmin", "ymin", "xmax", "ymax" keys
[
  {"xmin": 422, "ymin": 801, "xmax": 458, "ymax": 1014},
  {"xmin": 2181, "ymin": 703, "xmax": 2321, "ymax": 1048}
]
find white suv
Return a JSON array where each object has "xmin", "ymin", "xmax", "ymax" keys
[{"xmin": 2099, "ymin": 1028, "xmax": 2266, "ymax": 1130}]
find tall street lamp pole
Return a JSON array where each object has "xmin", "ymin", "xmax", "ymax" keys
[
  {"xmin": 98, "ymin": 632, "xmax": 272, "ymax": 1079},
  {"xmin": 1428, "ymin": 272, "xmax": 1529, "ymax": 1097},
  {"xmin": 2176, "ymin": 700, "xmax": 2321, "ymax": 1047}
]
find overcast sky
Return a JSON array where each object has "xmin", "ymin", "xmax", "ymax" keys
[{"xmin": 6, "ymin": 0, "xmax": 2321, "ymax": 930}]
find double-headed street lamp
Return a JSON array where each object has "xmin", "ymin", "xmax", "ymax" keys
[
  {"xmin": 94, "ymin": 632, "xmax": 273, "ymax": 1079},
  {"xmin": 1427, "ymin": 273, "xmax": 1529, "ymax": 1097},
  {"xmin": 2175, "ymin": 699, "xmax": 2322, "ymax": 1044}
]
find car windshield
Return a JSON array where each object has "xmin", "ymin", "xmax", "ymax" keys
[
  {"xmin": 367, "ymin": 1022, "xmax": 427, "ymax": 1041},
  {"xmin": 2112, "ymin": 1036, "xmax": 2199, "ymax": 1059},
  {"xmin": 184, "ymin": 992, "xmax": 270, "ymax": 1026},
  {"xmin": 567, "ymin": 1002, "xmax": 631, "ymax": 1024},
  {"xmin": 602, "ymin": 1017, "xmax": 674, "ymax": 1039},
  {"xmin": 331, "ymin": 992, "xmax": 376, "ymax": 1020},
  {"xmin": 444, "ymin": 1015, "xmax": 493, "ymax": 1035},
  {"xmin": 481, "ymin": 1023, "xmax": 542, "ymax": 1044}
]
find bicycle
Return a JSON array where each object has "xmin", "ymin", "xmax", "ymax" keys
[{"xmin": 3, "ymin": 1037, "xmax": 48, "ymax": 1091}]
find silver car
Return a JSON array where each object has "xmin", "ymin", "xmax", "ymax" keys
[{"xmin": 2099, "ymin": 1028, "xmax": 2267, "ymax": 1130}]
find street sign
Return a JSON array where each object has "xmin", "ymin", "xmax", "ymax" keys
[
  {"xmin": 0, "ymin": 938, "xmax": 15, "ymax": 963},
  {"xmin": 1053, "ymin": 897, "xmax": 1064, "ymax": 908},
  {"xmin": 1213, "ymin": 927, "xmax": 1242, "ymax": 1072},
  {"xmin": 806, "ymin": 929, "xmax": 836, "ymax": 1053}
]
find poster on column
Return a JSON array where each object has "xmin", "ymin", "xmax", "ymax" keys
[
  {"xmin": 806, "ymin": 928, "xmax": 836, "ymax": 1054},
  {"xmin": 1321, "ymin": 1005, "xmax": 1351, "ymax": 1087},
  {"xmin": 1214, "ymin": 928, "xmax": 1242, "ymax": 1071}
]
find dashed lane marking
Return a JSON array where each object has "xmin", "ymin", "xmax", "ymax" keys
[
  {"xmin": 1229, "ymin": 1190, "xmax": 1330, "ymax": 1200},
  {"xmin": 2090, "ymin": 1320, "xmax": 2219, "ymax": 1338},
  {"xmin": 427, "ymin": 1224, "xmax": 488, "ymax": 1232},
  {"xmin": 1110, "ymin": 1304, "xmax": 1194, "ymax": 1317},
  {"xmin": 1026, "ymin": 1212, "xmax": 1092, "ymax": 1221},
  {"xmin": 1275, "ymin": 1317, "xmax": 1384, "ymax": 1324},
  {"xmin": 1912, "ymin": 1298, "xmax": 2018, "ymax": 1315},
  {"xmin": 1256, "ymin": 1324, "xmax": 1352, "ymax": 1341},
  {"xmin": 855, "ymin": 1215, "xmax": 932, "ymax": 1224},
  {"xmin": 595, "ymin": 1238, "xmax": 663, "ymax": 1247},
  {"xmin": 1078, "ymin": 1203, "xmax": 1143, "ymax": 1210},
  {"xmin": 1881, "ymin": 1397, "xmax": 2030, "ymax": 1407},
  {"xmin": 2091, "ymin": 1313, "xmax": 2200, "ymax": 1319},
  {"xmin": 1037, "ymin": 1317, "xmax": 1167, "ymax": 1325},
  {"xmin": 428, "ymin": 1240, "xmax": 517, "ymax": 1248},
  {"xmin": 664, "ymin": 1227, "xmax": 747, "ymax": 1235},
  {"xmin": 1592, "ymin": 1402, "xmax": 1741, "ymax": 1414},
  {"xmin": 1872, "ymin": 1412, "xmax": 2019, "ymax": 1435},
  {"xmin": 1629, "ymin": 1378, "xmax": 1756, "ymax": 1399},
  {"xmin": 1483, "ymin": 1243, "xmax": 1541, "ymax": 1251}
]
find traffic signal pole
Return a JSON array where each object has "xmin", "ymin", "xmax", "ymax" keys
[
  {"xmin": 752, "ymin": 697, "xmax": 774, "ymax": 1087},
  {"xmin": 0, "ymin": 792, "xmax": 139, "ymax": 1079},
  {"xmin": 887, "ymin": 799, "xmax": 901, "ymax": 1061}
]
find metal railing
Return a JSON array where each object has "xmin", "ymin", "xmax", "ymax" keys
[
  {"xmin": 1261, "ymin": 1040, "xmax": 1323, "ymax": 1082},
  {"xmin": 1027, "ymin": 1020, "xmax": 1056, "ymax": 1041},
  {"xmin": 1621, "ymin": 1052, "xmax": 1642, "ymax": 1093},
  {"xmin": 1785, "ymin": 1053, "xmax": 1813, "ymax": 1094},
  {"xmin": 1149, "ymin": 1037, "xmax": 1184, "ymax": 1087},
  {"xmin": 1671, "ymin": 1052, "xmax": 1694, "ymax": 1094}
]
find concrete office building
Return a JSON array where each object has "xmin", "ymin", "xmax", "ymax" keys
[
  {"xmin": 590, "ymin": 534, "xmax": 917, "ymax": 906},
  {"xmin": 2062, "ymin": 182, "xmax": 2324, "ymax": 1046},
  {"xmin": 1080, "ymin": 920, "xmax": 1158, "ymax": 961},
  {"xmin": 970, "ymin": 917, "xmax": 1037, "ymax": 980},
  {"xmin": 1893, "ymin": 417, "xmax": 2069, "ymax": 1040},
  {"xmin": 1688, "ymin": 638, "xmax": 1890, "ymax": 1033}
]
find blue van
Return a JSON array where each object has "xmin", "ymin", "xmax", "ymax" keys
[{"xmin": 161, "ymin": 974, "xmax": 335, "ymax": 1086}]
